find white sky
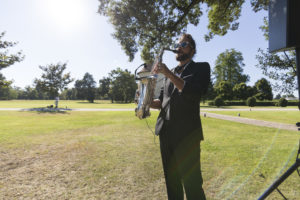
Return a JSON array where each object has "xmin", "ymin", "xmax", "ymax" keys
[{"xmin": 1, "ymin": 0, "xmax": 277, "ymax": 93}]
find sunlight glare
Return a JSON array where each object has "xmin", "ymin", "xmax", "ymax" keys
[{"xmin": 42, "ymin": 0, "xmax": 87, "ymax": 33}]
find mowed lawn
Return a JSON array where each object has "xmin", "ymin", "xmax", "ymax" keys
[
  {"xmin": 206, "ymin": 110, "xmax": 300, "ymax": 125},
  {"xmin": 0, "ymin": 110, "xmax": 299, "ymax": 199}
]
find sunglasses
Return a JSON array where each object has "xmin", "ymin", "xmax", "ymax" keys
[{"xmin": 174, "ymin": 41, "xmax": 190, "ymax": 49}]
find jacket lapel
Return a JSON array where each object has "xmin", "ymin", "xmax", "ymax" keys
[
  {"xmin": 180, "ymin": 60, "xmax": 194, "ymax": 78},
  {"xmin": 170, "ymin": 61, "xmax": 194, "ymax": 95}
]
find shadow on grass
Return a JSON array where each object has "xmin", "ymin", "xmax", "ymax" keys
[
  {"xmin": 76, "ymin": 102, "xmax": 102, "ymax": 104},
  {"xmin": 20, "ymin": 107, "xmax": 71, "ymax": 114},
  {"xmin": 200, "ymin": 105, "xmax": 232, "ymax": 109},
  {"xmin": 76, "ymin": 101, "xmax": 133, "ymax": 104}
]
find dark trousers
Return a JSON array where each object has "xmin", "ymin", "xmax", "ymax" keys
[{"xmin": 159, "ymin": 123, "xmax": 206, "ymax": 200}]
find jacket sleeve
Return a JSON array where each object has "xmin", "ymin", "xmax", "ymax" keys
[
  {"xmin": 158, "ymin": 85, "xmax": 164, "ymax": 103},
  {"xmin": 181, "ymin": 62, "xmax": 211, "ymax": 98}
]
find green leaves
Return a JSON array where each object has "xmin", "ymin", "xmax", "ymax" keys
[
  {"xmin": 213, "ymin": 48, "xmax": 249, "ymax": 87},
  {"xmin": 205, "ymin": 0, "xmax": 245, "ymax": 41},
  {"xmin": 0, "ymin": 32, "xmax": 24, "ymax": 71},
  {"xmin": 102, "ymin": 67, "xmax": 137, "ymax": 103},
  {"xmin": 34, "ymin": 63, "xmax": 74, "ymax": 99},
  {"xmin": 98, "ymin": 0, "xmax": 266, "ymax": 62},
  {"xmin": 254, "ymin": 78, "xmax": 273, "ymax": 100},
  {"xmin": 75, "ymin": 73, "xmax": 97, "ymax": 103},
  {"xmin": 256, "ymin": 49, "xmax": 297, "ymax": 94},
  {"xmin": 98, "ymin": 0, "xmax": 202, "ymax": 62}
]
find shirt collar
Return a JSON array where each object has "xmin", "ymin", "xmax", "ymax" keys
[{"xmin": 175, "ymin": 60, "xmax": 192, "ymax": 74}]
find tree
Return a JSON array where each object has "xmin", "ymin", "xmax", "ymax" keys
[
  {"xmin": 214, "ymin": 81, "xmax": 233, "ymax": 100},
  {"xmin": 34, "ymin": 62, "xmax": 74, "ymax": 99},
  {"xmin": 254, "ymin": 78, "xmax": 273, "ymax": 100},
  {"xmin": 60, "ymin": 88, "xmax": 77, "ymax": 100},
  {"xmin": 75, "ymin": 72, "xmax": 97, "ymax": 103},
  {"xmin": 256, "ymin": 48, "xmax": 297, "ymax": 94},
  {"xmin": 246, "ymin": 96, "xmax": 256, "ymax": 107},
  {"xmin": 274, "ymin": 94, "xmax": 281, "ymax": 100},
  {"xmin": 108, "ymin": 68, "xmax": 137, "ymax": 103},
  {"xmin": 232, "ymin": 82, "xmax": 257, "ymax": 100},
  {"xmin": 213, "ymin": 49, "xmax": 249, "ymax": 87},
  {"xmin": 98, "ymin": 77, "xmax": 111, "ymax": 99},
  {"xmin": 98, "ymin": 0, "xmax": 268, "ymax": 62},
  {"xmin": 0, "ymin": 32, "xmax": 24, "ymax": 71},
  {"xmin": 255, "ymin": 12, "xmax": 297, "ymax": 94},
  {"xmin": 23, "ymin": 86, "xmax": 38, "ymax": 100},
  {"xmin": 232, "ymin": 82, "xmax": 251, "ymax": 100},
  {"xmin": 202, "ymin": 80, "xmax": 216, "ymax": 101},
  {"xmin": 278, "ymin": 97, "xmax": 288, "ymax": 107},
  {"xmin": 0, "ymin": 32, "xmax": 24, "ymax": 87},
  {"xmin": 214, "ymin": 96, "xmax": 225, "ymax": 107}
]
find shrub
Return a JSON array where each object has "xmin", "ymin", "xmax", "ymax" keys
[
  {"xmin": 278, "ymin": 98, "xmax": 288, "ymax": 107},
  {"xmin": 214, "ymin": 96, "xmax": 224, "ymax": 107},
  {"xmin": 208, "ymin": 101, "xmax": 214, "ymax": 106},
  {"xmin": 246, "ymin": 96, "xmax": 256, "ymax": 107}
]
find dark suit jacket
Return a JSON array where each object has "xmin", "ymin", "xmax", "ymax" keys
[{"xmin": 155, "ymin": 61, "xmax": 210, "ymax": 143}]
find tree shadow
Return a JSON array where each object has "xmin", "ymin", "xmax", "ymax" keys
[
  {"xmin": 76, "ymin": 102, "xmax": 101, "ymax": 104},
  {"xmin": 20, "ymin": 107, "xmax": 71, "ymax": 114}
]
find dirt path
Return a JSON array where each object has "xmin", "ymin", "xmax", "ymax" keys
[{"xmin": 201, "ymin": 112, "xmax": 299, "ymax": 132}]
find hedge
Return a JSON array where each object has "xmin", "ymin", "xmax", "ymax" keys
[{"xmin": 206, "ymin": 100, "xmax": 299, "ymax": 106}]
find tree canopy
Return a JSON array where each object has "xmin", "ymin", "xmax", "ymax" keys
[
  {"xmin": 98, "ymin": 0, "xmax": 268, "ymax": 63},
  {"xmin": 254, "ymin": 78, "xmax": 273, "ymax": 100},
  {"xmin": 99, "ymin": 77, "xmax": 111, "ymax": 98},
  {"xmin": 75, "ymin": 72, "xmax": 97, "ymax": 103},
  {"xmin": 256, "ymin": 49, "xmax": 297, "ymax": 94},
  {"xmin": 255, "ymin": 14, "xmax": 297, "ymax": 94},
  {"xmin": 0, "ymin": 32, "xmax": 24, "ymax": 87},
  {"xmin": 34, "ymin": 62, "xmax": 74, "ymax": 99},
  {"xmin": 213, "ymin": 49, "xmax": 249, "ymax": 87},
  {"xmin": 214, "ymin": 81, "xmax": 233, "ymax": 100},
  {"xmin": 107, "ymin": 68, "xmax": 137, "ymax": 103}
]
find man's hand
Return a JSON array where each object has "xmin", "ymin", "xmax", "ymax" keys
[
  {"xmin": 150, "ymin": 99, "xmax": 162, "ymax": 109},
  {"xmin": 152, "ymin": 62, "xmax": 171, "ymax": 76},
  {"xmin": 153, "ymin": 62, "xmax": 185, "ymax": 91}
]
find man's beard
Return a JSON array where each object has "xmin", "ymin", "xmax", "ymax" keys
[{"xmin": 176, "ymin": 52, "xmax": 191, "ymax": 61}]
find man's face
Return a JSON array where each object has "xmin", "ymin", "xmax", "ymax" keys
[{"xmin": 175, "ymin": 37, "xmax": 194, "ymax": 62}]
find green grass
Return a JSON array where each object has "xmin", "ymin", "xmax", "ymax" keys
[
  {"xmin": 0, "ymin": 110, "xmax": 299, "ymax": 199},
  {"xmin": 0, "ymin": 100, "xmax": 136, "ymax": 109},
  {"xmin": 0, "ymin": 100, "xmax": 298, "ymax": 110},
  {"xmin": 206, "ymin": 110, "xmax": 300, "ymax": 125}
]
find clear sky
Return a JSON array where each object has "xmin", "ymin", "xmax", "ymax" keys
[{"xmin": 1, "ymin": 0, "xmax": 270, "ymax": 92}]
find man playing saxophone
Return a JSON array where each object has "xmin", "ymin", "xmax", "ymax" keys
[{"xmin": 151, "ymin": 33, "xmax": 210, "ymax": 200}]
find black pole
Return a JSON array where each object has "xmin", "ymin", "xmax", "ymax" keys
[
  {"xmin": 258, "ymin": 158, "xmax": 300, "ymax": 200},
  {"xmin": 296, "ymin": 48, "xmax": 300, "ymax": 110},
  {"xmin": 258, "ymin": 48, "xmax": 300, "ymax": 200}
]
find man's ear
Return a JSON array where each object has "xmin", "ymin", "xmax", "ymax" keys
[{"xmin": 191, "ymin": 48, "xmax": 196, "ymax": 57}]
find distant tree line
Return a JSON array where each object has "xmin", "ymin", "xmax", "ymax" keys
[
  {"xmin": 0, "ymin": 31, "xmax": 138, "ymax": 103},
  {"xmin": 0, "ymin": 31, "xmax": 297, "ymax": 104},
  {"xmin": 0, "ymin": 63, "xmax": 137, "ymax": 103},
  {"xmin": 0, "ymin": 45, "xmax": 294, "ymax": 104},
  {"xmin": 201, "ymin": 48, "xmax": 275, "ymax": 103}
]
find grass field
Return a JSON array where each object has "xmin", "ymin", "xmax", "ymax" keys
[
  {"xmin": 0, "ymin": 110, "xmax": 299, "ymax": 199},
  {"xmin": 0, "ymin": 99, "xmax": 298, "ymax": 110},
  {"xmin": 206, "ymin": 110, "xmax": 300, "ymax": 125}
]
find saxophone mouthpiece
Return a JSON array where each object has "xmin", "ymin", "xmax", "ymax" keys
[{"xmin": 164, "ymin": 47, "xmax": 179, "ymax": 54}]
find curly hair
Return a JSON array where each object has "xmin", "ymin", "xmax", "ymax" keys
[{"xmin": 180, "ymin": 33, "xmax": 196, "ymax": 55}]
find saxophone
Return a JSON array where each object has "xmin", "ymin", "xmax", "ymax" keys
[{"xmin": 134, "ymin": 47, "xmax": 178, "ymax": 119}]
